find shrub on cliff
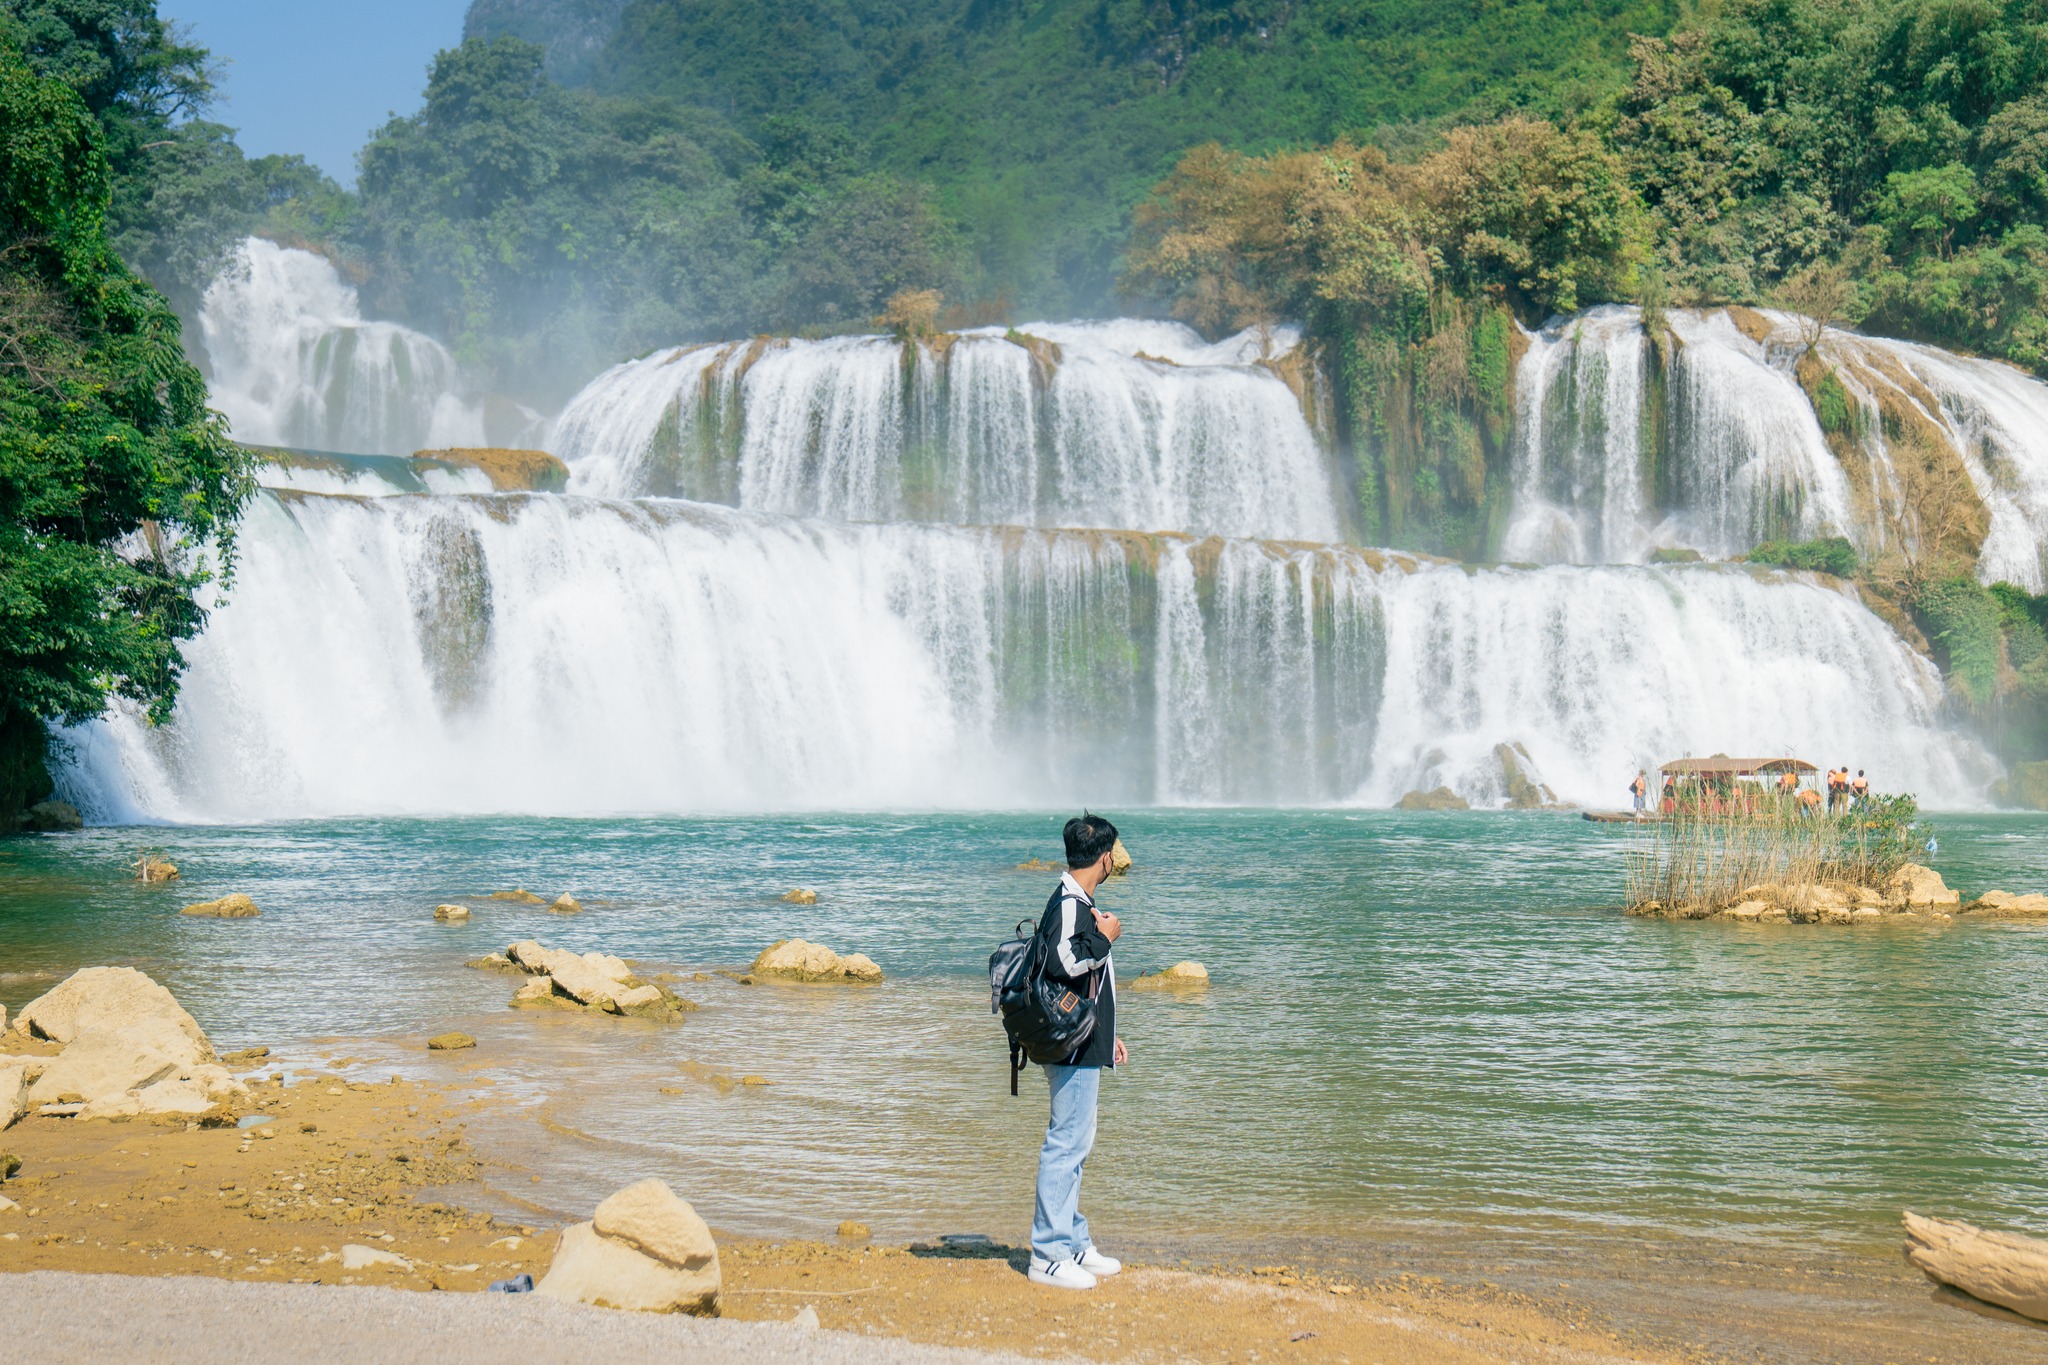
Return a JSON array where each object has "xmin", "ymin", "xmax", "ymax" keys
[
  {"xmin": 1747, "ymin": 536, "xmax": 1858, "ymax": 577},
  {"xmin": 0, "ymin": 39, "xmax": 252, "ymax": 819}
]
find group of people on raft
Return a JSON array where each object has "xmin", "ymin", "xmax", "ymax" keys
[{"xmin": 1628, "ymin": 765, "xmax": 1872, "ymax": 817}]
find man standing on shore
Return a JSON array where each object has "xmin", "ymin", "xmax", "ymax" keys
[{"xmin": 1028, "ymin": 813, "xmax": 1127, "ymax": 1291}]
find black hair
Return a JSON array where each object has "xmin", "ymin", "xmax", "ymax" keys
[{"xmin": 1064, "ymin": 812, "xmax": 1119, "ymax": 869}]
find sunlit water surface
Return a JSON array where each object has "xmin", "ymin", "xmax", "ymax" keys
[{"xmin": 4, "ymin": 810, "xmax": 2046, "ymax": 1259}]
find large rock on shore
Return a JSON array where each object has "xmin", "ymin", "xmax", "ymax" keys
[
  {"xmin": 13, "ymin": 966, "xmax": 213, "ymax": 1058},
  {"xmin": 1885, "ymin": 863, "xmax": 1960, "ymax": 908},
  {"xmin": 8, "ymin": 967, "xmax": 244, "ymax": 1123},
  {"xmin": 1905, "ymin": 1211, "xmax": 2048, "ymax": 1319},
  {"xmin": 537, "ymin": 1178, "xmax": 720, "ymax": 1314},
  {"xmin": 1, "ymin": 1057, "xmax": 41, "ymax": 1130},
  {"xmin": 748, "ymin": 939, "xmax": 883, "ymax": 984}
]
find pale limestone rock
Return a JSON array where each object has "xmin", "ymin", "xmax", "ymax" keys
[
  {"xmin": 508, "ymin": 940, "xmax": 626, "ymax": 1009},
  {"xmin": 434, "ymin": 904, "xmax": 471, "ymax": 922},
  {"xmin": 1964, "ymin": 889, "xmax": 2048, "ymax": 918},
  {"xmin": 1886, "ymin": 863, "xmax": 1960, "ymax": 908},
  {"xmin": 25, "ymin": 1020, "xmax": 193, "ymax": 1105},
  {"xmin": 792, "ymin": 1305, "xmax": 819, "ymax": 1330},
  {"xmin": 536, "ymin": 1220, "xmax": 719, "ymax": 1314},
  {"xmin": 780, "ymin": 889, "xmax": 817, "ymax": 905},
  {"xmin": 510, "ymin": 977, "xmax": 559, "ymax": 1007},
  {"xmin": 427, "ymin": 1032, "xmax": 475, "ymax": 1051},
  {"xmin": 1109, "ymin": 837, "xmax": 1133, "ymax": 874},
  {"xmin": 749, "ymin": 939, "xmax": 883, "ymax": 984},
  {"xmin": 581, "ymin": 952, "xmax": 632, "ymax": 983},
  {"xmin": 490, "ymin": 890, "xmax": 546, "ymax": 903},
  {"xmin": 180, "ymin": 893, "xmax": 260, "ymax": 918},
  {"xmin": 0, "ymin": 1004, "xmax": 6, "ymax": 1031},
  {"xmin": 1905, "ymin": 1212, "xmax": 2048, "ymax": 1320},
  {"xmin": 1723, "ymin": 901, "xmax": 1769, "ymax": 921},
  {"xmin": 837, "ymin": 954, "xmax": 883, "ymax": 985},
  {"xmin": 592, "ymin": 1178, "xmax": 720, "ymax": 1273},
  {"xmin": 14, "ymin": 967, "xmax": 213, "ymax": 1059},
  {"xmin": 0, "ymin": 1196, "xmax": 18, "ymax": 1214},
  {"xmin": 78, "ymin": 1075, "xmax": 216, "ymax": 1121},
  {"xmin": 1129, "ymin": 960, "xmax": 1210, "ymax": 990},
  {"xmin": 1852, "ymin": 907, "xmax": 1883, "ymax": 922},
  {"xmin": 551, "ymin": 894, "xmax": 582, "ymax": 914},
  {"xmin": 611, "ymin": 984, "xmax": 662, "ymax": 1011},
  {"xmin": 0, "ymin": 1057, "xmax": 32, "ymax": 1130},
  {"xmin": 341, "ymin": 1244, "xmax": 412, "ymax": 1270}
]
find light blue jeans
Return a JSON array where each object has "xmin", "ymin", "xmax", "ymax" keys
[{"xmin": 1032, "ymin": 1063, "xmax": 1100, "ymax": 1263}]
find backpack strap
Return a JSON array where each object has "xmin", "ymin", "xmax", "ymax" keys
[{"xmin": 1009, "ymin": 1040, "xmax": 1024, "ymax": 1096}]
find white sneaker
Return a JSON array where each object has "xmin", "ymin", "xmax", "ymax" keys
[
  {"xmin": 1028, "ymin": 1256, "xmax": 1098, "ymax": 1290},
  {"xmin": 1077, "ymin": 1246, "xmax": 1122, "ymax": 1275}
]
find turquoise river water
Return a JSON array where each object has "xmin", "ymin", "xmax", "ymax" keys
[{"xmin": 5, "ymin": 808, "xmax": 2047, "ymax": 1275}]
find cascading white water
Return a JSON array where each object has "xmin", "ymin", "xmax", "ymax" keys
[
  {"xmin": 61, "ymin": 489, "xmax": 1990, "ymax": 820},
  {"xmin": 1502, "ymin": 306, "xmax": 1856, "ymax": 563},
  {"xmin": 550, "ymin": 320, "xmax": 1339, "ymax": 541},
  {"xmin": 199, "ymin": 237, "xmax": 486, "ymax": 457}
]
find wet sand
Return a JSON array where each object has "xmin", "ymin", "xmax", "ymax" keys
[{"xmin": 0, "ymin": 1035, "xmax": 2037, "ymax": 1363}]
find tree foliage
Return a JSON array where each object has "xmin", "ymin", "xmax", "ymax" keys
[{"xmin": 0, "ymin": 36, "xmax": 251, "ymax": 812}]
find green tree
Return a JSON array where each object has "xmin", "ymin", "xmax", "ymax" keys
[{"xmin": 0, "ymin": 39, "xmax": 253, "ymax": 821}]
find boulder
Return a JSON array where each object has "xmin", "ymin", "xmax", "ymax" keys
[
  {"xmin": 468, "ymin": 953, "xmax": 518, "ymax": 973},
  {"xmin": 77, "ymin": 1075, "xmax": 219, "ymax": 1122},
  {"xmin": 25, "ymin": 1022, "xmax": 189, "ymax": 1104},
  {"xmin": 14, "ymin": 967, "xmax": 212, "ymax": 1058},
  {"xmin": 1129, "ymin": 960, "xmax": 1210, "ymax": 991},
  {"xmin": 490, "ymin": 889, "xmax": 546, "ymax": 904},
  {"xmin": 592, "ymin": 1178, "xmax": 720, "ymax": 1273},
  {"xmin": 1494, "ymin": 741, "xmax": 1564, "ymax": 810},
  {"xmin": 749, "ymin": 939, "xmax": 883, "ymax": 984},
  {"xmin": 427, "ymin": 1032, "xmax": 476, "ymax": 1051},
  {"xmin": 1962, "ymin": 890, "xmax": 2048, "ymax": 918},
  {"xmin": 837, "ymin": 1221, "xmax": 870, "ymax": 1241},
  {"xmin": 434, "ymin": 904, "xmax": 471, "ymax": 922},
  {"xmin": 537, "ymin": 1219, "xmax": 720, "ymax": 1315},
  {"xmin": 510, "ymin": 977, "xmax": 563, "ymax": 1009},
  {"xmin": 504, "ymin": 942, "xmax": 689, "ymax": 1018},
  {"xmin": 1109, "ymin": 838, "xmax": 1133, "ymax": 875},
  {"xmin": 1396, "ymin": 787, "xmax": 1469, "ymax": 811},
  {"xmin": 780, "ymin": 889, "xmax": 817, "ymax": 905},
  {"xmin": 19, "ymin": 800, "xmax": 81, "ymax": 832},
  {"xmin": 1886, "ymin": 863, "xmax": 1959, "ymax": 908},
  {"xmin": 551, "ymin": 894, "xmax": 582, "ymax": 914},
  {"xmin": 180, "ymin": 893, "xmax": 260, "ymax": 918},
  {"xmin": 1904, "ymin": 1212, "xmax": 2048, "ymax": 1320},
  {"xmin": 509, "ymin": 940, "xmax": 627, "ymax": 1008},
  {"xmin": 1, "ymin": 1058, "xmax": 35, "ymax": 1130}
]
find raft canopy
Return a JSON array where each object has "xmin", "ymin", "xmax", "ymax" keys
[{"xmin": 1659, "ymin": 754, "xmax": 1816, "ymax": 778}]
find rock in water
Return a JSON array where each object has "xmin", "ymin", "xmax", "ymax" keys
[
  {"xmin": 550, "ymin": 894, "xmax": 582, "ymax": 914},
  {"xmin": 434, "ymin": 903, "xmax": 471, "ymax": 921},
  {"xmin": 837, "ymin": 1221, "xmax": 870, "ymax": 1241},
  {"xmin": 1109, "ymin": 838, "xmax": 1133, "ymax": 875},
  {"xmin": 1904, "ymin": 1211, "xmax": 2048, "ymax": 1319},
  {"xmin": 427, "ymin": 1032, "xmax": 476, "ymax": 1051},
  {"xmin": 1396, "ymin": 787, "xmax": 1469, "ymax": 811},
  {"xmin": 780, "ymin": 889, "xmax": 818, "ymax": 905},
  {"xmin": 538, "ymin": 1178, "xmax": 720, "ymax": 1314},
  {"xmin": 180, "ymin": 893, "xmax": 260, "ymax": 918},
  {"xmin": 1129, "ymin": 961, "xmax": 1210, "ymax": 991},
  {"xmin": 19, "ymin": 800, "xmax": 81, "ymax": 832},
  {"xmin": 749, "ymin": 939, "xmax": 884, "ymax": 984},
  {"xmin": 489, "ymin": 889, "xmax": 546, "ymax": 904},
  {"xmin": 1962, "ymin": 889, "xmax": 2048, "ymax": 918}
]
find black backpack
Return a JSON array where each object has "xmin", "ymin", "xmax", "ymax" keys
[{"xmin": 990, "ymin": 914, "xmax": 1099, "ymax": 1095}]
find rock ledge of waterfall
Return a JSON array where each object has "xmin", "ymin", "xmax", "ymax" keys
[
  {"xmin": 747, "ymin": 940, "xmax": 883, "ymax": 984},
  {"xmin": 502, "ymin": 940, "xmax": 696, "ymax": 1018},
  {"xmin": 412, "ymin": 447, "xmax": 568, "ymax": 492},
  {"xmin": 5, "ymin": 967, "xmax": 250, "ymax": 1127}
]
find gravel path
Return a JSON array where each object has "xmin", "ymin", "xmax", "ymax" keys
[{"xmin": 0, "ymin": 1271, "xmax": 1033, "ymax": 1364}]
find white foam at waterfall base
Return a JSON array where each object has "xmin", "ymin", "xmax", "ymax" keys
[
  {"xmin": 200, "ymin": 237, "xmax": 485, "ymax": 457},
  {"xmin": 59, "ymin": 492, "xmax": 1992, "ymax": 820},
  {"xmin": 550, "ymin": 322, "xmax": 1337, "ymax": 541}
]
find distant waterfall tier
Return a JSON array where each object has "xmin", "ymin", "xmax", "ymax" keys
[
  {"xmin": 1500, "ymin": 305, "xmax": 2048, "ymax": 588},
  {"xmin": 61, "ymin": 491, "xmax": 1989, "ymax": 819},
  {"xmin": 199, "ymin": 237, "xmax": 488, "ymax": 458},
  {"xmin": 549, "ymin": 320, "xmax": 1344, "ymax": 542}
]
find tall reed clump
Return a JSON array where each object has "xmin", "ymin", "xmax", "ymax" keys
[{"xmin": 1625, "ymin": 795, "xmax": 1929, "ymax": 915}]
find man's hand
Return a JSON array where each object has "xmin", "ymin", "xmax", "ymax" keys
[
  {"xmin": 1093, "ymin": 908, "xmax": 1121, "ymax": 943},
  {"xmin": 1113, "ymin": 1037, "xmax": 1128, "ymax": 1066}
]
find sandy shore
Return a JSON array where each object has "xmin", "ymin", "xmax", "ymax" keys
[
  {"xmin": 0, "ymin": 1046, "xmax": 1691, "ymax": 1363},
  {"xmin": 0, "ymin": 1036, "xmax": 2036, "ymax": 1363}
]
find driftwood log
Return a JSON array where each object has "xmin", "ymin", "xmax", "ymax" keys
[{"xmin": 1904, "ymin": 1211, "xmax": 2048, "ymax": 1320}]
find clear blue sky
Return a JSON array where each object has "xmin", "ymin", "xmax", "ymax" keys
[{"xmin": 161, "ymin": 1, "xmax": 472, "ymax": 185}]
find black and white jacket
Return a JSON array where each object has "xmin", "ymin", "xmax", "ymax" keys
[{"xmin": 1035, "ymin": 871, "xmax": 1117, "ymax": 1068}]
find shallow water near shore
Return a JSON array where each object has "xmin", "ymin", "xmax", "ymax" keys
[{"xmin": 5, "ymin": 809, "xmax": 2048, "ymax": 1271}]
